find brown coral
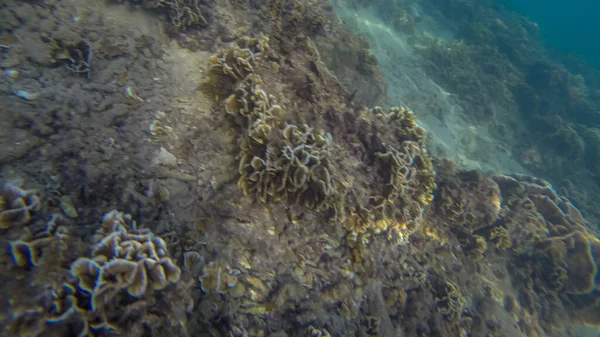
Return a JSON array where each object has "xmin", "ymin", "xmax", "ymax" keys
[
  {"xmin": 534, "ymin": 230, "xmax": 600, "ymax": 294},
  {"xmin": 115, "ymin": 0, "xmax": 208, "ymax": 30},
  {"xmin": 206, "ymin": 37, "xmax": 345, "ymax": 217},
  {"xmin": 8, "ymin": 214, "xmax": 69, "ymax": 269},
  {"xmin": 346, "ymin": 106, "xmax": 436, "ymax": 244},
  {"xmin": 0, "ymin": 183, "xmax": 41, "ymax": 229},
  {"xmin": 68, "ymin": 210, "xmax": 185, "ymax": 335},
  {"xmin": 72, "ymin": 211, "xmax": 181, "ymax": 297}
]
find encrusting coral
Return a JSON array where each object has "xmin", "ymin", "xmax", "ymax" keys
[
  {"xmin": 485, "ymin": 173, "xmax": 600, "ymax": 329},
  {"xmin": 433, "ymin": 163, "xmax": 502, "ymax": 233}
]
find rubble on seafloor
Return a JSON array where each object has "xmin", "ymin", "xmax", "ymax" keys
[{"xmin": 1, "ymin": 0, "xmax": 600, "ymax": 337}]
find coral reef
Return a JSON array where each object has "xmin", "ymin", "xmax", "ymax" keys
[
  {"xmin": 344, "ymin": 106, "xmax": 436, "ymax": 245},
  {"xmin": 1, "ymin": 186, "xmax": 190, "ymax": 337},
  {"xmin": 487, "ymin": 173, "xmax": 600, "ymax": 331},
  {"xmin": 68, "ymin": 210, "xmax": 187, "ymax": 336},
  {"xmin": 114, "ymin": 0, "xmax": 208, "ymax": 30},
  {"xmin": 335, "ymin": 0, "xmax": 600, "ymax": 223},
  {"xmin": 203, "ymin": 36, "xmax": 435, "ymax": 245},
  {"xmin": 203, "ymin": 36, "xmax": 346, "ymax": 218},
  {"xmin": 3, "ymin": 0, "xmax": 600, "ymax": 337}
]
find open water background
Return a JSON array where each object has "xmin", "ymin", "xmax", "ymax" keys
[{"xmin": 500, "ymin": 0, "xmax": 600, "ymax": 70}]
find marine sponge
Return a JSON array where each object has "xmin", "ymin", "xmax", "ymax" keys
[{"xmin": 0, "ymin": 183, "xmax": 41, "ymax": 229}]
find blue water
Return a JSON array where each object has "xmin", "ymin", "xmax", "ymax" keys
[{"xmin": 500, "ymin": 0, "xmax": 600, "ymax": 69}]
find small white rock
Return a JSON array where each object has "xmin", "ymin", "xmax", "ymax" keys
[{"xmin": 151, "ymin": 147, "xmax": 178, "ymax": 168}]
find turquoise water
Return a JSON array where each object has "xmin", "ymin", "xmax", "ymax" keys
[{"xmin": 500, "ymin": 0, "xmax": 600, "ymax": 68}]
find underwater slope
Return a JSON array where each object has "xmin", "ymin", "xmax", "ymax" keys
[
  {"xmin": 330, "ymin": 0, "xmax": 527, "ymax": 176},
  {"xmin": 332, "ymin": 0, "xmax": 600, "ymax": 224},
  {"xmin": 1, "ymin": 1, "xmax": 600, "ymax": 337}
]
